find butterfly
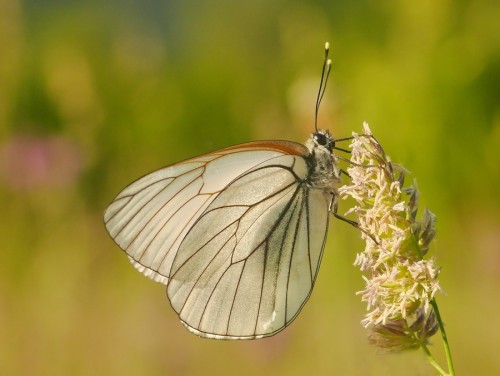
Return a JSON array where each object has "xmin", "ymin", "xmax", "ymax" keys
[{"xmin": 104, "ymin": 43, "xmax": 349, "ymax": 339}]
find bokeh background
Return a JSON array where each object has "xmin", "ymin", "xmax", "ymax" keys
[{"xmin": 1, "ymin": 0, "xmax": 499, "ymax": 375}]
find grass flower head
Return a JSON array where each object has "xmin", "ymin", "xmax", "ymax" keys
[{"xmin": 339, "ymin": 123, "xmax": 442, "ymax": 351}]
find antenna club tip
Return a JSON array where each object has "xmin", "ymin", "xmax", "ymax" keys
[{"xmin": 325, "ymin": 42, "xmax": 330, "ymax": 50}]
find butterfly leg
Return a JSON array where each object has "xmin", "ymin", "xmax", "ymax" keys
[
  {"xmin": 340, "ymin": 169, "xmax": 351, "ymax": 178},
  {"xmin": 332, "ymin": 210, "xmax": 360, "ymax": 229},
  {"xmin": 329, "ymin": 193, "xmax": 379, "ymax": 244}
]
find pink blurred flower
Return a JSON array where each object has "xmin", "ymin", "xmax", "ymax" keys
[{"xmin": 0, "ymin": 134, "xmax": 83, "ymax": 190}]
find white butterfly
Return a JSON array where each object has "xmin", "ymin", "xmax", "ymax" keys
[{"xmin": 104, "ymin": 43, "xmax": 345, "ymax": 339}]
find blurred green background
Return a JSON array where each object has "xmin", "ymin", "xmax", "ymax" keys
[{"xmin": 1, "ymin": 0, "xmax": 499, "ymax": 375}]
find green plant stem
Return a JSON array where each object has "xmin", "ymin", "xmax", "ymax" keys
[
  {"xmin": 421, "ymin": 342, "xmax": 448, "ymax": 376},
  {"xmin": 431, "ymin": 299, "xmax": 455, "ymax": 376},
  {"xmin": 410, "ymin": 237, "xmax": 455, "ymax": 375}
]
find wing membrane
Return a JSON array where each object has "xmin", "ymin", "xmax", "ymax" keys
[{"xmin": 104, "ymin": 142, "xmax": 306, "ymax": 284}]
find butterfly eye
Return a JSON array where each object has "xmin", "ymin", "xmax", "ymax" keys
[
  {"xmin": 314, "ymin": 133, "xmax": 327, "ymax": 145},
  {"xmin": 313, "ymin": 132, "xmax": 333, "ymax": 152}
]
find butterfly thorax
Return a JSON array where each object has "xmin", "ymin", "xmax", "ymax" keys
[{"xmin": 304, "ymin": 129, "xmax": 341, "ymax": 191}]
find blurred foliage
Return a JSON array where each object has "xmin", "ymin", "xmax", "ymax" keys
[{"xmin": 1, "ymin": 0, "xmax": 499, "ymax": 375}]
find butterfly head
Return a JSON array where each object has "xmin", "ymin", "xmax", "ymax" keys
[{"xmin": 304, "ymin": 128, "xmax": 341, "ymax": 190}]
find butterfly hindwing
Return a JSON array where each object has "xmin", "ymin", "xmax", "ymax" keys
[{"xmin": 167, "ymin": 154, "xmax": 330, "ymax": 339}]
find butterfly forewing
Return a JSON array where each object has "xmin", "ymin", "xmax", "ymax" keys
[{"xmin": 104, "ymin": 141, "xmax": 308, "ymax": 284}]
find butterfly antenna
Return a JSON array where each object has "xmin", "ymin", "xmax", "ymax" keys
[{"xmin": 315, "ymin": 42, "xmax": 332, "ymax": 132}]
